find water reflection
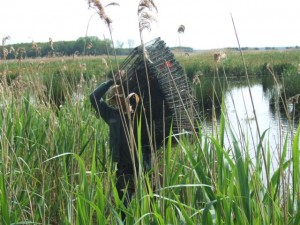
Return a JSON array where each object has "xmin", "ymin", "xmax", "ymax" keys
[{"xmin": 200, "ymin": 77, "xmax": 299, "ymax": 166}]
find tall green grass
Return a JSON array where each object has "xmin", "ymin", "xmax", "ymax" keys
[
  {"xmin": 0, "ymin": 54, "xmax": 299, "ymax": 224},
  {"xmin": 177, "ymin": 49, "xmax": 300, "ymax": 78}
]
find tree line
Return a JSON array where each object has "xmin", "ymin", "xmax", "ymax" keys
[{"xmin": 1, "ymin": 36, "xmax": 135, "ymax": 60}]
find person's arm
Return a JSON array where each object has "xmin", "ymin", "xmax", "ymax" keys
[{"xmin": 90, "ymin": 79, "xmax": 114, "ymax": 120}]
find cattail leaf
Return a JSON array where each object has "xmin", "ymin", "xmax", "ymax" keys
[
  {"xmin": 231, "ymin": 130, "xmax": 252, "ymax": 224},
  {"xmin": 292, "ymin": 124, "xmax": 300, "ymax": 203},
  {"xmin": 0, "ymin": 167, "xmax": 10, "ymax": 225}
]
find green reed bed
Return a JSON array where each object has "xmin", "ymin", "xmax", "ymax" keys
[
  {"xmin": 178, "ymin": 49, "xmax": 300, "ymax": 78},
  {"xmin": 0, "ymin": 56, "xmax": 300, "ymax": 224},
  {"xmin": 177, "ymin": 49, "xmax": 300, "ymax": 119}
]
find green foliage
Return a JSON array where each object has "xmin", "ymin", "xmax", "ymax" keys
[
  {"xmin": 0, "ymin": 55, "xmax": 299, "ymax": 224},
  {"xmin": 0, "ymin": 164, "xmax": 10, "ymax": 225},
  {"xmin": 3, "ymin": 36, "xmax": 113, "ymax": 59},
  {"xmin": 178, "ymin": 49, "xmax": 300, "ymax": 78},
  {"xmin": 282, "ymin": 73, "xmax": 300, "ymax": 99},
  {"xmin": 194, "ymin": 76, "xmax": 225, "ymax": 114}
]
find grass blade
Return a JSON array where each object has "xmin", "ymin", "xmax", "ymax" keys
[
  {"xmin": 0, "ymin": 165, "xmax": 10, "ymax": 225},
  {"xmin": 231, "ymin": 131, "xmax": 252, "ymax": 225},
  {"xmin": 292, "ymin": 124, "xmax": 300, "ymax": 204}
]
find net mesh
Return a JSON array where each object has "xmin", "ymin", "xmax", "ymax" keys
[{"xmin": 118, "ymin": 37, "xmax": 199, "ymax": 148}]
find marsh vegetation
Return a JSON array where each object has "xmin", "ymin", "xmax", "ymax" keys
[
  {"xmin": 1, "ymin": 0, "xmax": 300, "ymax": 224},
  {"xmin": 0, "ymin": 48, "xmax": 299, "ymax": 224}
]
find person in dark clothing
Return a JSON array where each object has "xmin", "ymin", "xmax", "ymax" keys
[{"xmin": 89, "ymin": 79, "xmax": 151, "ymax": 213}]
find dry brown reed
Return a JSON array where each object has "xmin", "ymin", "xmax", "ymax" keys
[
  {"xmin": 87, "ymin": 0, "xmax": 113, "ymax": 27},
  {"xmin": 49, "ymin": 38, "xmax": 54, "ymax": 50},
  {"xmin": 177, "ymin": 25, "xmax": 185, "ymax": 34},
  {"xmin": 86, "ymin": 0, "xmax": 120, "ymax": 65},
  {"xmin": 2, "ymin": 48, "xmax": 8, "ymax": 60},
  {"xmin": 177, "ymin": 24, "xmax": 185, "ymax": 52},
  {"xmin": 136, "ymin": 1, "xmax": 158, "ymax": 177},
  {"xmin": 213, "ymin": 50, "xmax": 227, "ymax": 63},
  {"xmin": 2, "ymin": 35, "xmax": 10, "ymax": 46},
  {"xmin": 9, "ymin": 46, "xmax": 15, "ymax": 54},
  {"xmin": 2, "ymin": 36, "xmax": 11, "ymax": 60},
  {"xmin": 138, "ymin": 0, "xmax": 157, "ymax": 33},
  {"xmin": 32, "ymin": 41, "xmax": 41, "ymax": 57},
  {"xmin": 101, "ymin": 57, "xmax": 108, "ymax": 69},
  {"xmin": 16, "ymin": 47, "xmax": 26, "ymax": 60},
  {"xmin": 86, "ymin": 42, "xmax": 93, "ymax": 49}
]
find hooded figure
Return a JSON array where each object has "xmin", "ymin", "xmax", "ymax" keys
[{"xmin": 89, "ymin": 79, "xmax": 151, "ymax": 217}]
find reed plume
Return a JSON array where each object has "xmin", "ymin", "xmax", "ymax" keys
[
  {"xmin": 87, "ymin": 0, "xmax": 113, "ymax": 28},
  {"xmin": 32, "ymin": 41, "xmax": 41, "ymax": 57},
  {"xmin": 49, "ymin": 38, "xmax": 54, "ymax": 50},
  {"xmin": 213, "ymin": 51, "xmax": 227, "ymax": 63},
  {"xmin": 138, "ymin": 0, "xmax": 157, "ymax": 14},
  {"xmin": 136, "ymin": 1, "xmax": 158, "ymax": 182},
  {"xmin": 138, "ymin": 0, "xmax": 158, "ymax": 61},
  {"xmin": 86, "ymin": 42, "xmax": 93, "ymax": 49},
  {"xmin": 177, "ymin": 24, "xmax": 185, "ymax": 34},
  {"xmin": 2, "ymin": 47, "xmax": 8, "ymax": 60},
  {"xmin": 16, "ymin": 47, "xmax": 26, "ymax": 60},
  {"xmin": 101, "ymin": 57, "xmax": 108, "ymax": 69},
  {"xmin": 138, "ymin": 0, "xmax": 157, "ymax": 33},
  {"xmin": 86, "ymin": 0, "xmax": 119, "ymax": 62},
  {"xmin": 32, "ymin": 41, "xmax": 38, "ymax": 49},
  {"xmin": 2, "ymin": 35, "xmax": 10, "ymax": 46},
  {"xmin": 2, "ymin": 36, "xmax": 10, "ymax": 60},
  {"xmin": 9, "ymin": 46, "xmax": 15, "ymax": 54},
  {"xmin": 177, "ymin": 25, "xmax": 185, "ymax": 52}
]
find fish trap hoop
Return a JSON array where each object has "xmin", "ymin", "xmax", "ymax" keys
[{"xmin": 117, "ymin": 37, "xmax": 199, "ymax": 148}]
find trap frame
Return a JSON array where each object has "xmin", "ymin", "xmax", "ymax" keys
[{"xmin": 117, "ymin": 37, "xmax": 199, "ymax": 149}]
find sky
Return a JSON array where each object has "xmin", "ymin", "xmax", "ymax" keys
[{"xmin": 0, "ymin": 0, "xmax": 300, "ymax": 50}]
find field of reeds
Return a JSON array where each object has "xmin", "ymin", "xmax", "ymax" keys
[
  {"xmin": 176, "ymin": 49, "xmax": 300, "ymax": 119},
  {"xmin": 178, "ymin": 49, "xmax": 300, "ymax": 77},
  {"xmin": 0, "ymin": 47, "xmax": 299, "ymax": 224},
  {"xmin": 1, "ymin": 1, "xmax": 300, "ymax": 224}
]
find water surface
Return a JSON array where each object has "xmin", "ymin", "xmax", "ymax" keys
[{"xmin": 202, "ymin": 78, "xmax": 298, "ymax": 167}]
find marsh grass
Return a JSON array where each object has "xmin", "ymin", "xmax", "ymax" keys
[
  {"xmin": 178, "ymin": 49, "xmax": 300, "ymax": 78},
  {"xmin": 1, "ymin": 5, "xmax": 300, "ymax": 222},
  {"xmin": 0, "ymin": 54, "xmax": 299, "ymax": 224}
]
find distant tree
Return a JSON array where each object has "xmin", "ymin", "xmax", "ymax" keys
[
  {"xmin": 0, "ymin": 36, "xmax": 115, "ymax": 59},
  {"xmin": 75, "ymin": 36, "xmax": 112, "ymax": 55}
]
